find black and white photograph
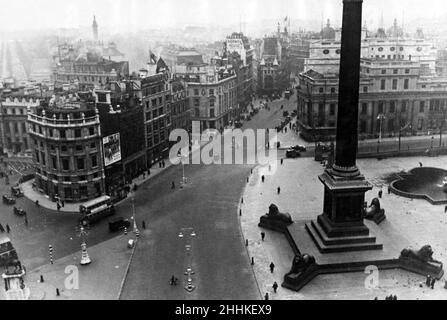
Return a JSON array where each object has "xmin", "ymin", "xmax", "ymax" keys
[{"xmin": 1, "ymin": 0, "xmax": 447, "ymax": 311}]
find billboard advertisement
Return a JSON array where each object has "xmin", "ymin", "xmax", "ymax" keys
[{"xmin": 103, "ymin": 133, "xmax": 121, "ymax": 166}]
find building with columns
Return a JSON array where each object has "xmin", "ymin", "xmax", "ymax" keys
[
  {"xmin": 0, "ymin": 96, "xmax": 40, "ymax": 157},
  {"xmin": 297, "ymin": 57, "xmax": 447, "ymax": 141},
  {"xmin": 27, "ymin": 94, "xmax": 106, "ymax": 202}
]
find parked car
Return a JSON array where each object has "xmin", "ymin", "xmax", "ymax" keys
[
  {"xmin": 13, "ymin": 206, "xmax": 26, "ymax": 216},
  {"xmin": 108, "ymin": 217, "xmax": 131, "ymax": 232},
  {"xmin": 2, "ymin": 195, "xmax": 16, "ymax": 205},
  {"xmin": 291, "ymin": 145, "xmax": 307, "ymax": 152},
  {"xmin": 11, "ymin": 186, "xmax": 24, "ymax": 197},
  {"xmin": 286, "ymin": 149, "xmax": 300, "ymax": 158}
]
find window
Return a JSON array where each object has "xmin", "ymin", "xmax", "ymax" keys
[
  {"xmin": 41, "ymin": 152, "xmax": 45, "ymax": 165},
  {"xmin": 319, "ymin": 87, "xmax": 324, "ymax": 93},
  {"xmin": 323, "ymin": 49, "xmax": 330, "ymax": 54},
  {"xmin": 194, "ymin": 89, "xmax": 199, "ymax": 96},
  {"xmin": 361, "ymin": 103, "xmax": 367, "ymax": 115},
  {"xmin": 195, "ymin": 108, "xmax": 200, "ymax": 117},
  {"xmin": 392, "ymin": 79, "xmax": 398, "ymax": 90},
  {"xmin": 52, "ymin": 157, "xmax": 57, "ymax": 169},
  {"xmin": 330, "ymin": 87, "xmax": 335, "ymax": 93},
  {"xmin": 420, "ymin": 101, "xmax": 425, "ymax": 113},
  {"xmin": 381, "ymin": 69, "xmax": 386, "ymax": 74},
  {"xmin": 363, "ymin": 86, "xmax": 368, "ymax": 93},
  {"xmin": 329, "ymin": 104, "xmax": 336, "ymax": 116},
  {"xmin": 390, "ymin": 101, "xmax": 396, "ymax": 113},
  {"xmin": 159, "ymin": 97, "xmax": 163, "ymax": 104},
  {"xmin": 393, "ymin": 69, "xmax": 398, "ymax": 74},
  {"xmin": 405, "ymin": 69, "xmax": 410, "ymax": 74},
  {"xmin": 404, "ymin": 79, "xmax": 409, "ymax": 90},
  {"xmin": 77, "ymin": 158, "xmax": 85, "ymax": 170},
  {"xmin": 89, "ymin": 127, "xmax": 94, "ymax": 135},
  {"xmin": 401, "ymin": 102, "xmax": 407, "ymax": 113},
  {"xmin": 75, "ymin": 129, "xmax": 81, "ymax": 138},
  {"xmin": 380, "ymin": 79, "xmax": 386, "ymax": 90},
  {"xmin": 378, "ymin": 102, "xmax": 384, "ymax": 114},
  {"xmin": 360, "ymin": 120, "xmax": 367, "ymax": 133},
  {"xmin": 76, "ymin": 145, "xmax": 83, "ymax": 151},
  {"xmin": 91, "ymin": 155, "xmax": 97, "ymax": 167},
  {"xmin": 210, "ymin": 109, "xmax": 215, "ymax": 117},
  {"xmin": 194, "ymin": 98, "xmax": 200, "ymax": 107},
  {"xmin": 210, "ymin": 98, "xmax": 215, "ymax": 107},
  {"xmin": 209, "ymin": 89, "xmax": 214, "ymax": 95},
  {"xmin": 62, "ymin": 159, "xmax": 69, "ymax": 170},
  {"xmin": 151, "ymin": 99, "xmax": 157, "ymax": 107}
]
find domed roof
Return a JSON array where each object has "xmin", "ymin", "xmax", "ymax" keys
[{"xmin": 321, "ymin": 19, "xmax": 335, "ymax": 40}]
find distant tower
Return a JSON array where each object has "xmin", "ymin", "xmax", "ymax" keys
[{"xmin": 92, "ymin": 15, "xmax": 98, "ymax": 42}]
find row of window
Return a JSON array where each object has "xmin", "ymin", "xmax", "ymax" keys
[
  {"xmin": 35, "ymin": 151, "xmax": 99, "ymax": 171},
  {"xmin": 3, "ymin": 107, "xmax": 27, "ymax": 115},
  {"xmin": 380, "ymin": 78, "xmax": 410, "ymax": 90},
  {"xmin": 31, "ymin": 124, "xmax": 96, "ymax": 139},
  {"xmin": 37, "ymin": 168, "xmax": 101, "ymax": 182}
]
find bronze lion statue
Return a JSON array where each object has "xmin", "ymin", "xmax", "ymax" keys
[
  {"xmin": 400, "ymin": 245, "xmax": 443, "ymax": 266},
  {"xmin": 286, "ymin": 253, "xmax": 316, "ymax": 276},
  {"xmin": 266, "ymin": 204, "xmax": 293, "ymax": 224}
]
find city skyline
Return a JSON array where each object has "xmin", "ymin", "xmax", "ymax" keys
[{"xmin": 0, "ymin": 0, "xmax": 446, "ymax": 32}]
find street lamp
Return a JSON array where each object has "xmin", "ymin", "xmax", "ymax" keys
[
  {"xmin": 132, "ymin": 197, "xmax": 140, "ymax": 238},
  {"xmin": 78, "ymin": 225, "xmax": 91, "ymax": 265},
  {"xmin": 398, "ymin": 123, "xmax": 411, "ymax": 153},
  {"xmin": 178, "ymin": 227, "xmax": 196, "ymax": 292},
  {"xmin": 377, "ymin": 114, "xmax": 386, "ymax": 154}
]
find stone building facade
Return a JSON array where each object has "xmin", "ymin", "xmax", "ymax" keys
[
  {"xmin": 0, "ymin": 97, "xmax": 40, "ymax": 156},
  {"xmin": 297, "ymin": 58, "xmax": 447, "ymax": 141},
  {"xmin": 28, "ymin": 96, "xmax": 105, "ymax": 202}
]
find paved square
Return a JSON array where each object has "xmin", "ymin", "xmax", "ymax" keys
[{"xmin": 240, "ymin": 155, "xmax": 447, "ymax": 299}]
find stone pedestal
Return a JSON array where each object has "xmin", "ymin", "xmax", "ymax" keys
[{"xmin": 305, "ymin": 169, "xmax": 383, "ymax": 253}]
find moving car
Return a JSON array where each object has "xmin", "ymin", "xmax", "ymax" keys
[
  {"xmin": 13, "ymin": 206, "xmax": 26, "ymax": 216},
  {"xmin": 108, "ymin": 217, "xmax": 131, "ymax": 232},
  {"xmin": 2, "ymin": 195, "xmax": 16, "ymax": 205},
  {"xmin": 11, "ymin": 186, "xmax": 24, "ymax": 198},
  {"xmin": 286, "ymin": 149, "xmax": 300, "ymax": 158},
  {"xmin": 291, "ymin": 145, "xmax": 307, "ymax": 152}
]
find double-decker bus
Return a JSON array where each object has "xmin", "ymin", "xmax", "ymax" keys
[{"xmin": 79, "ymin": 195, "xmax": 115, "ymax": 225}]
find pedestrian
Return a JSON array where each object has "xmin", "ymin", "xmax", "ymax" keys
[
  {"xmin": 162, "ymin": 161, "xmax": 165, "ymax": 168},
  {"xmin": 444, "ymin": 205, "xmax": 447, "ymax": 213},
  {"xmin": 171, "ymin": 181, "xmax": 175, "ymax": 189},
  {"xmin": 142, "ymin": 220, "xmax": 146, "ymax": 229},
  {"xmin": 57, "ymin": 203, "xmax": 61, "ymax": 211},
  {"xmin": 268, "ymin": 164, "xmax": 271, "ymax": 171},
  {"xmin": 272, "ymin": 281, "xmax": 278, "ymax": 293},
  {"xmin": 419, "ymin": 162, "xmax": 423, "ymax": 167},
  {"xmin": 388, "ymin": 185, "xmax": 391, "ymax": 194},
  {"xmin": 35, "ymin": 200, "xmax": 39, "ymax": 206},
  {"xmin": 277, "ymin": 186, "xmax": 281, "ymax": 194},
  {"xmin": 61, "ymin": 200, "xmax": 64, "ymax": 208},
  {"xmin": 281, "ymin": 158, "xmax": 283, "ymax": 165},
  {"xmin": 378, "ymin": 189, "xmax": 383, "ymax": 198},
  {"xmin": 251, "ymin": 257, "xmax": 254, "ymax": 265},
  {"xmin": 40, "ymin": 275, "xmax": 44, "ymax": 283},
  {"xmin": 426, "ymin": 275, "xmax": 432, "ymax": 287},
  {"xmin": 142, "ymin": 172, "xmax": 146, "ymax": 179},
  {"xmin": 6, "ymin": 224, "xmax": 10, "ymax": 233},
  {"xmin": 24, "ymin": 216, "xmax": 28, "ymax": 226},
  {"xmin": 0, "ymin": 223, "xmax": 4, "ymax": 232},
  {"xmin": 269, "ymin": 262, "xmax": 275, "ymax": 273},
  {"xmin": 147, "ymin": 169, "xmax": 151, "ymax": 176},
  {"xmin": 261, "ymin": 175, "xmax": 265, "ymax": 183},
  {"xmin": 431, "ymin": 277, "xmax": 436, "ymax": 289},
  {"xmin": 264, "ymin": 292, "xmax": 269, "ymax": 300},
  {"xmin": 56, "ymin": 288, "xmax": 60, "ymax": 296},
  {"xmin": 261, "ymin": 232, "xmax": 265, "ymax": 241},
  {"xmin": 159, "ymin": 162, "xmax": 162, "ymax": 168}
]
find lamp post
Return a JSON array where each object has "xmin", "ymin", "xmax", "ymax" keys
[
  {"xmin": 178, "ymin": 227, "xmax": 196, "ymax": 292},
  {"xmin": 132, "ymin": 197, "xmax": 139, "ymax": 238},
  {"xmin": 78, "ymin": 225, "xmax": 91, "ymax": 265},
  {"xmin": 398, "ymin": 123, "xmax": 411, "ymax": 153},
  {"xmin": 377, "ymin": 114, "xmax": 386, "ymax": 154}
]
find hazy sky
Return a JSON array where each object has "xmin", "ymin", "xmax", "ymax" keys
[{"xmin": 0, "ymin": 0, "xmax": 446, "ymax": 31}]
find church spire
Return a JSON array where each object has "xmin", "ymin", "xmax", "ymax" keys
[{"xmin": 92, "ymin": 15, "xmax": 98, "ymax": 42}]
